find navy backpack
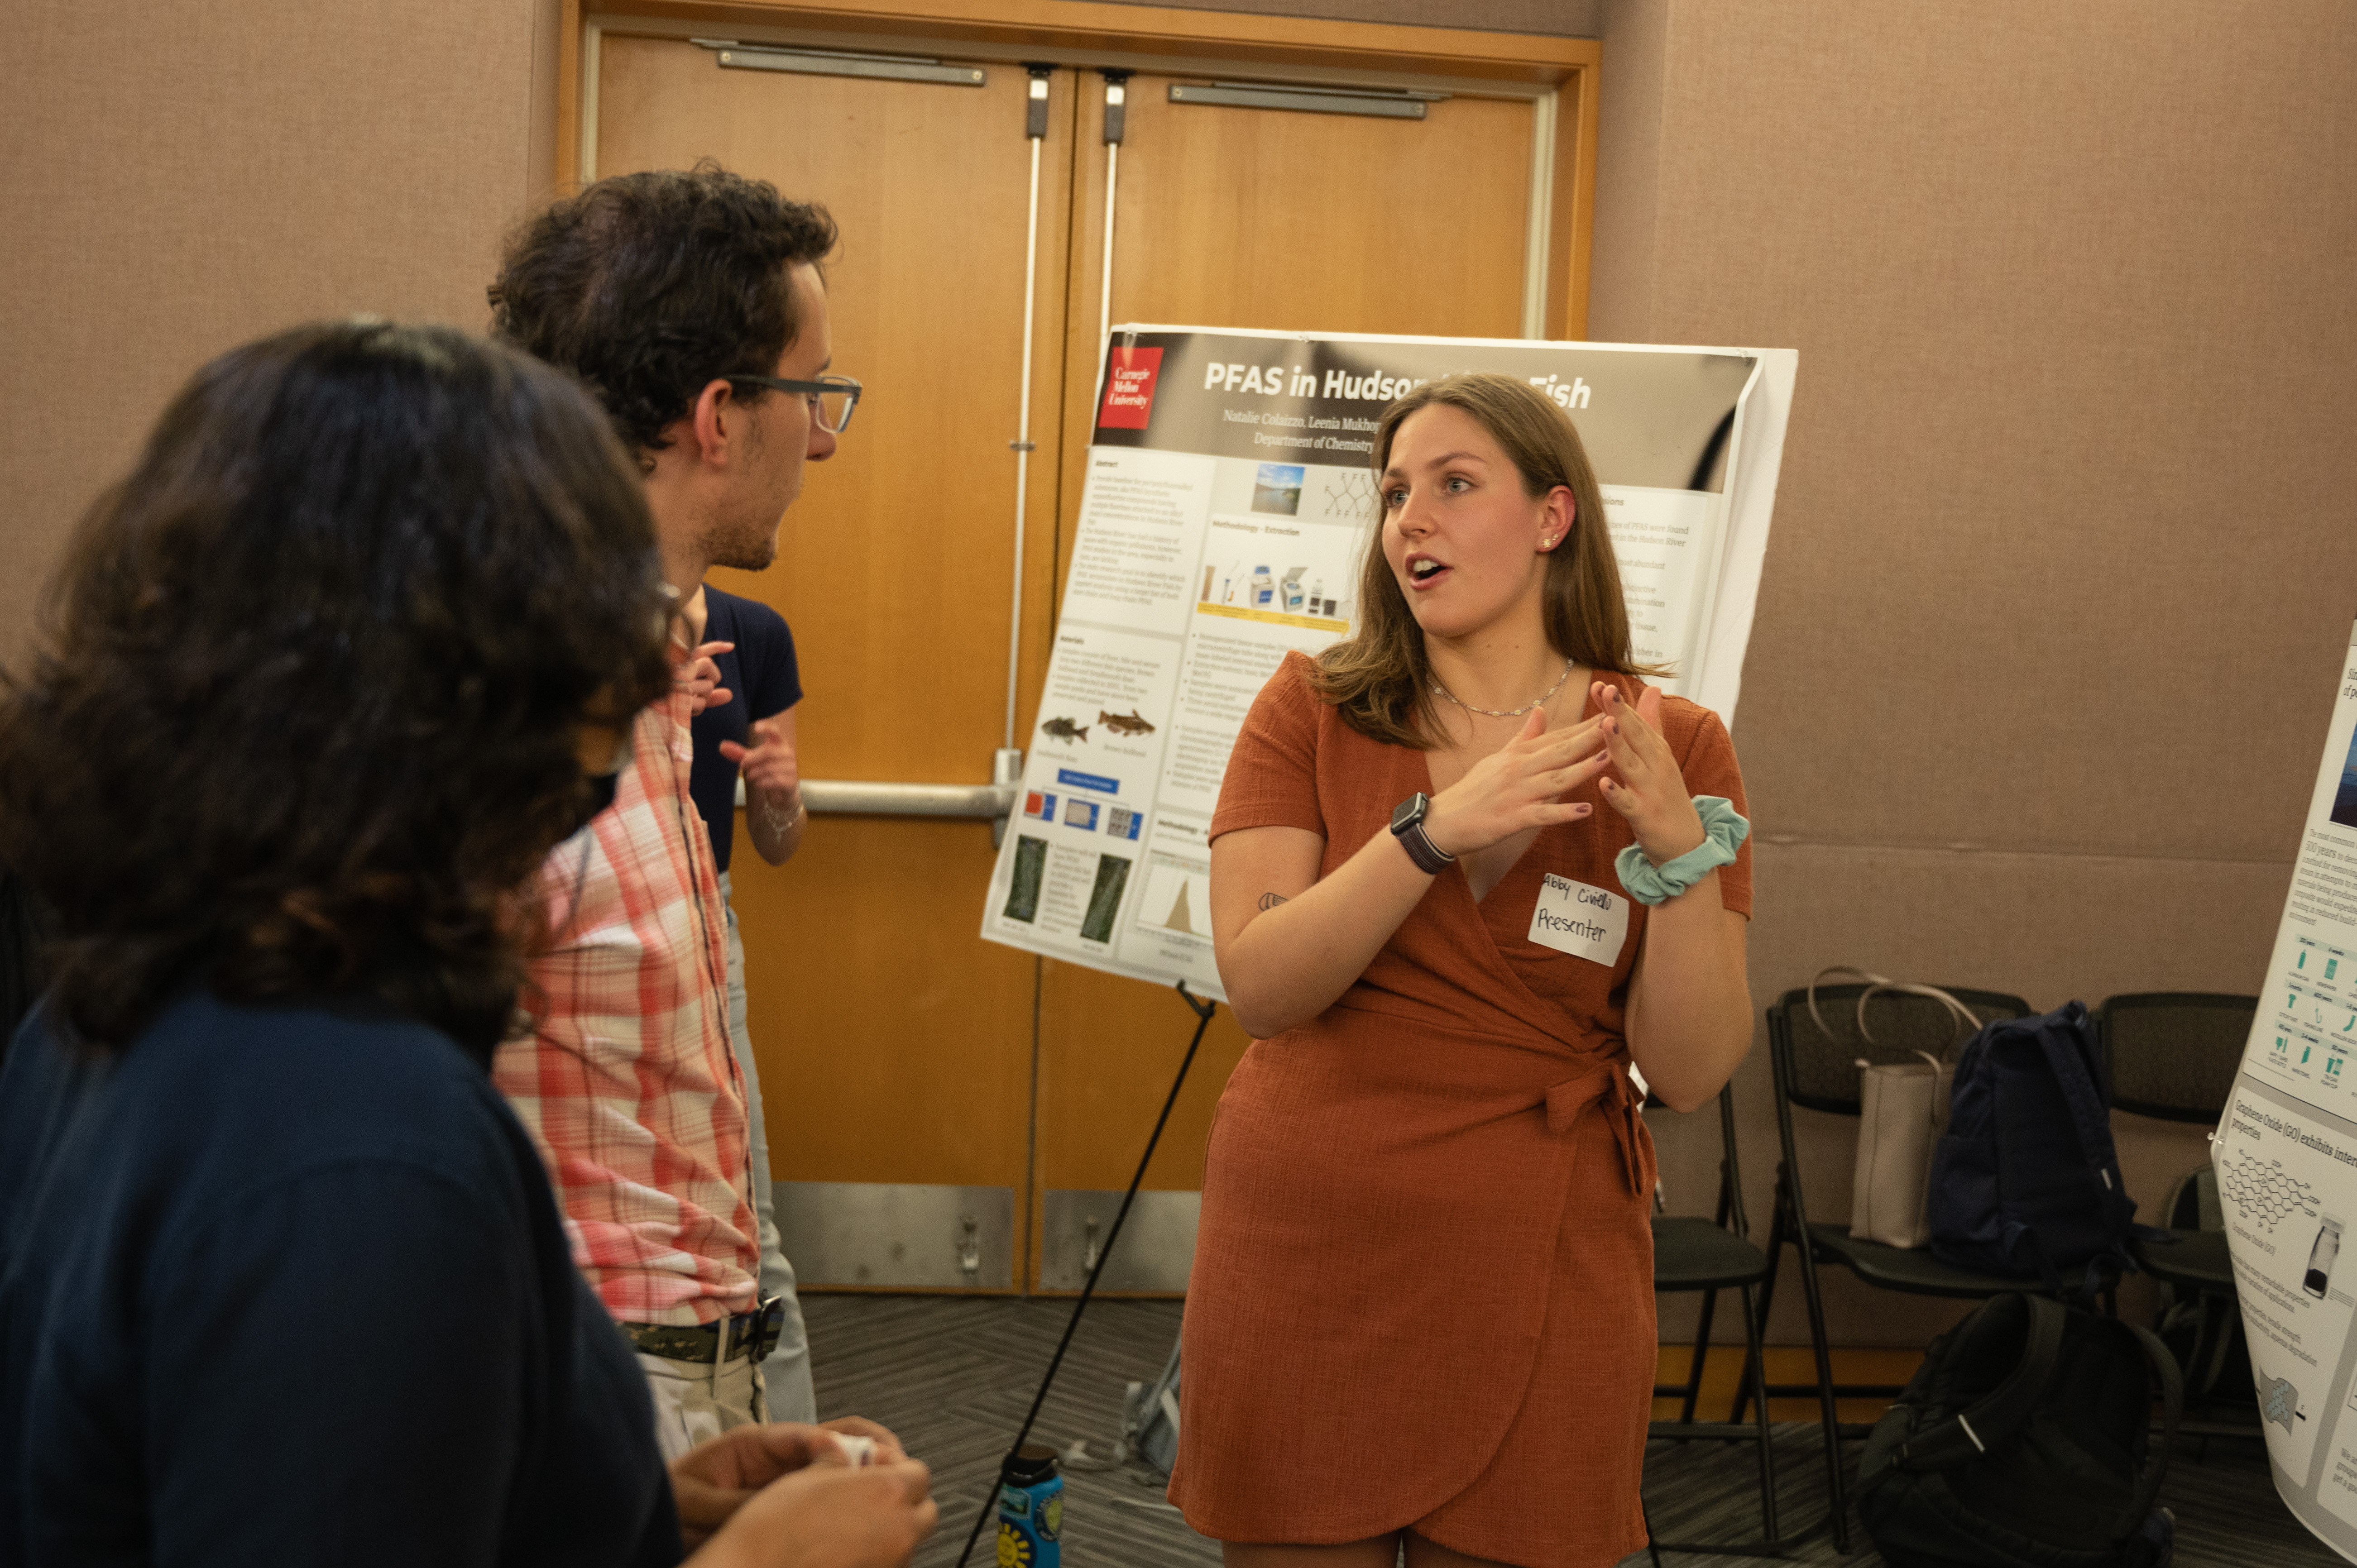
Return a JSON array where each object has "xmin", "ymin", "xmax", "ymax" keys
[{"xmin": 1926, "ymin": 1001, "xmax": 2142, "ymax": 1296}]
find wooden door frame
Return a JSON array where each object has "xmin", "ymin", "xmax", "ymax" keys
[{"xmin": 556, "ymin": 0, "xmax": 1601, "ymax": 338}]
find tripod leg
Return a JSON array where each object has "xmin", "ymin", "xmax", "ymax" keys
[{"xmin": 953, "ymin": 982, "xmax": 1216, "ymax": 1568}]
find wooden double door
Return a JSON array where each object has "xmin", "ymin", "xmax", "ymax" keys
[{"xmin": 581, "ymin": 10, "xmax": 1592, "ymax": 1292}]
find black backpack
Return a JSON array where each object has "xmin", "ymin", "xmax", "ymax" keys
[
  {"xmin": 1857, "ymin": 1293, "xmax": 2181, "ymax": 1568},
  {"xmin": 1927, "ymin": 1002, "xmax": 2142, "ymax": 1297}
]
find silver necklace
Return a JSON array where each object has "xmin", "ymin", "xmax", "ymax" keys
[{"xmin": 1429, "ymin": 656, "xmax": 1576, "ymax": 719}]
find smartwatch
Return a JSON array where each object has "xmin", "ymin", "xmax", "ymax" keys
[{"xmin": 1389, "ymin": 792, "xmax": 1456, "ymax": 875}]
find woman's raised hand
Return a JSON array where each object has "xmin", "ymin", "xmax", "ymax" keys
[
  {"xmin": 1423, "ymin": 704, "xmax": 1610, "ymax": 858},
  {"xmin": 1593, "ymin": 682, "xmax": 1705, "ymax": 864}
]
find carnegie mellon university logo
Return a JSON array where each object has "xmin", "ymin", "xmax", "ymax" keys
[{"xmin": 1097, "ymin": 345, "xmax": 1163, "ymax": 429}]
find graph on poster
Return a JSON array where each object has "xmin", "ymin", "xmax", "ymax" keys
[{"xmin": 1136, "ymin": 857, "xmax": 1213, "ymax": 941}]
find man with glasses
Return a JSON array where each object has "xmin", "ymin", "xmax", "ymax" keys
[
  {"xmin": 486, "ymin": 163, "xmax": 857, "ymax": 1456},
  {"xmin": 670, "ymin": 369, "xmax": 856, "ymax": 1426},
  {"xmin": 685, "ymin": 371, "xmax": 858, "ymax": 884}
]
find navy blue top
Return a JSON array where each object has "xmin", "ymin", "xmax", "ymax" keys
[
  {"xmin": 689, "ymin": 587, "xmax": 803, "ymax": 875},
  {"xmin": 0, "ymin": 991, "xmax": 680, "ymax": 1568}
]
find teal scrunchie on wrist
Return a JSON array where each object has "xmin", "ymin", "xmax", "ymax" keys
[{"xmin": 1614, "ymin": 795, "xmax": 1750, "ymax": 907}]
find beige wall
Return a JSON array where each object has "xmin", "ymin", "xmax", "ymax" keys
[
  {"xmin": 0, "ymin": 0, "xmax": 562, "ymax": 659},
  {"xmin": 1596, "ymin": 0, "xmax": 2357, "ymax": 1343},
  {"xmin": 11, "ymin": 0, "xmax": 2353, "ymax": 1348}
]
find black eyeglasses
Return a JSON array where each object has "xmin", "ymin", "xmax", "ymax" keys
[{"xmin": 727, "ymin": 373, "xmax": 862, "ymax": 434}]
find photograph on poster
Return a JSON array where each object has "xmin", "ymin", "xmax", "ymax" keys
[
  {"xmin": 1250, "ymin": 462, "xmax": 1304, "ymax": 516},
  {"xmin": 2310, "ymin": 1216, "xmax": 2345, "ymax": 1299},
  {"xmin": 1080, "ymin": 855, "xmax": 1132, "ymax": 944},
  {"xmin": 1003, "ymin": 837, "xmax": 1046, "ymax": 924},
  {"xmin": 2332, "ymin": 720, "xmax": 2357, "ymax": 828},
  {"xmin": 1195, "ymin": 513, "xmax": 1360, "ymax": 628}
]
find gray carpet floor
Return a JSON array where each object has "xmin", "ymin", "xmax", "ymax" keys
[{"xmin": 802, "ymin": 1294, "xmax": 2331, "ymax": 1567}]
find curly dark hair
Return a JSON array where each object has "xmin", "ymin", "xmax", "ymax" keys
[
  {"xmin": 0, "ymin": 319, "xmax": 675, "ymax": 1057},
  {"xmin": 488, "ymin": 161, "xmax": 838, "ymax": 454}
]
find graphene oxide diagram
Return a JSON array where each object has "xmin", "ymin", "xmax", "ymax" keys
[
  {"xmin": 2222, "ymin": 1150, "xmax": 2323, "ymax": 1230},
  {"xmin": 1318, "ymin": 471, "xmax": 1375, "ymax": 521}
]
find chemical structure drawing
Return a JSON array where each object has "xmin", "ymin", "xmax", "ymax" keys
[
  {"xmin": 2218, "ymin": 1151, "xmax": 2319, "ymax": 1230},
  {"xmin": 1319, "ymin": 472, "xmax": 1375, "ymax": 520}
]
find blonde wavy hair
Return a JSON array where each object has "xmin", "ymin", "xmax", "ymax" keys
[{"xmin": 1311, "ymin": 371, "xmax": 1661, "ymax": 747}]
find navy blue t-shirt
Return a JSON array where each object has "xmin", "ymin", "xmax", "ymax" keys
[
  {"xmin": 689, "ymin": 587, "xmax": 803, "ymax": 875},
  {"xmin": 0, "ymin": 991, "xmax": 681, "ymax": 1568}
]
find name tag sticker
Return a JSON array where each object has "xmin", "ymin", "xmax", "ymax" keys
[{"xmin": 1528, "ymin": 873, "xmax": 1629, "ymax": 966}]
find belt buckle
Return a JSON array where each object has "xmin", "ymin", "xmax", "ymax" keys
[{"xmin": 753, "ymin": 1294, "xmax": 784, "ymax": 1364}]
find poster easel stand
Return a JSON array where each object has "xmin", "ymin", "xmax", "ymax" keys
[{"xmin": 953, "ymin": 979, "xmax": 1219, "ymax": 1567}]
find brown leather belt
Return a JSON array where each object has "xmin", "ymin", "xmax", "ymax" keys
[{"xmin": 621, "ymin": 1298, "xmax": 782, "ymax": 1365}]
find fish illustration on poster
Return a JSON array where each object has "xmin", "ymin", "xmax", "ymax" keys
[{"xmin": 978, "ymin": 324, "xmax": 1800, "ymax": 996}]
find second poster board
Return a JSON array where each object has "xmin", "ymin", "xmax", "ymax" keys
[
  {"xmin": 2218, "ymin": 619, "xmax": 2357, "ymax": 1563},
  {"xmin": 981, "ymin": 326, "xmax": 1799, "ymax": 995}
]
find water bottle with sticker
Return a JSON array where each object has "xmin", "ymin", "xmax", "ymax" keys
[{"xmin": 995, "ymin": 1444, "xmax": 1063, "ymax": 1567}]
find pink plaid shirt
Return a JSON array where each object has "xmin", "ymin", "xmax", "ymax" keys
[{"xmin": 494, "ymin": 688, "xmax": 758, "ymax": 1327}]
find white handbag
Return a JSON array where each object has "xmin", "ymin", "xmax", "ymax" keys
[{"xmin": 1806, "ymin": 967, "xmax": 1983, "ymax": 1250}]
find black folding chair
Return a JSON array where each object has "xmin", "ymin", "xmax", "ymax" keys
[
  {"xmin": 2099, "ymin": 991, "xmax": 2255, "ymax": 1432},
  {"xmin": 1645, "ymin": 1083, "xmax": 1835, "ymax": 1555},
  {"xmin": 1743, "ymin": 982, "xmax": 2037, "ymax": 1552}
]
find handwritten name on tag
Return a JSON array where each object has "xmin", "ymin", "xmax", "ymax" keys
[{"xmin": 1528, "ymin": 873, "xmax": 1629, "ymax": 966}]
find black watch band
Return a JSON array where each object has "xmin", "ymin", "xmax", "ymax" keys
[{"xmin": 1389, "ymin": 791, "xmax": 1456, "ymax": 875}]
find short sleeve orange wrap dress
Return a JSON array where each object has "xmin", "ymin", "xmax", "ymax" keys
[{"xmin": 1169, "ymin": 653, "xmax": 1753, "ymax": 1568}]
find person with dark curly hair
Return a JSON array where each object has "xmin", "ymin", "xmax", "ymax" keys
[
  {"xmin": 487, "ymin": 162, "xmax": 844, "ymax": 1446},
  {"xmin": 0, "ymin": 318, "xmax": 935, "ymax": 1565}
]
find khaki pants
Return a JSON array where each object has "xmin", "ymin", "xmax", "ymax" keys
[
  {"xmin": 718, "ymin": 871, "xmax": 816, "ymax": 1423},
  {"xmin": 640, "ymin": 1346, "xmax": 767, "ymax": 1463}
]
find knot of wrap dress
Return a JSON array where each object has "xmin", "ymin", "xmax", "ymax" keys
[{"xmin": 1171, "ymin": 653, "xmax": 1753, "ymax": 1568}]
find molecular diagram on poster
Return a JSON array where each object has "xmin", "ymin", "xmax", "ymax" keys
[
  {"xmin": 1319, "ymin": 472, "xmax": 1375, "ymax": 520},
  {"xmin": 2219, "ymin": 1151, "xmax": 2319, "ymax": 1230}
]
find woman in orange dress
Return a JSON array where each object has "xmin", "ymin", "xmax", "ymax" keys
[{"xmin": 1171, "ymin": 373, "xmax": 1756, "ymax": 1568}]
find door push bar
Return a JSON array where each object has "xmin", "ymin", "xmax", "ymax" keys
[
  {"xmin": 803, "ymin": 780, "xmax": 1018, "ymax": 819},
  {"xmin": 733, "ymin": 776, "xmax": 1018, "ymax": 819}
]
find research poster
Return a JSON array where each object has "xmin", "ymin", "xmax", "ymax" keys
[
  {"xmin": 2220, "ymin": 618, "xmax": 2357, "ymax": 1560},
  {"xmin": 979, "ymin": 325, "xmax": 1800, "ymax": 995}
]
